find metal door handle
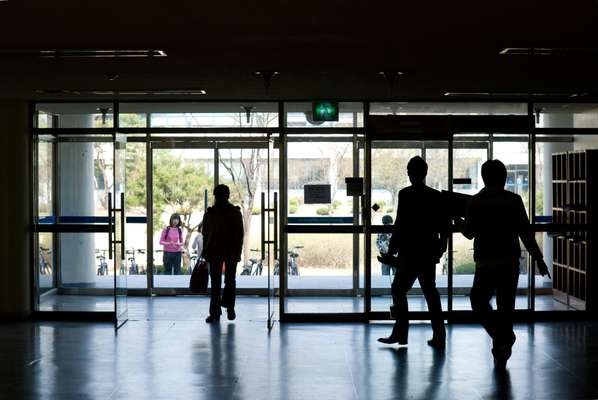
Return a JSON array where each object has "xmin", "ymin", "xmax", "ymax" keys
[
  {"xmin": 120, "ymin": 192, "xmax": 125, "ymax": 260},
  {"xmin": 273, "ymin": 192, "xmax": 278, "ymax": 256},
  {"xmin": 261, "ymin": 192, "xmax": 265, "ymax": 261},
  {"xmin": 108, "ymin": 193, "xmax": 113, "ymax": 260}
]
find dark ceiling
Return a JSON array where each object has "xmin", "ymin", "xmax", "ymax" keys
[{"xmin": 1, "ymin": 0, "xmax": 598, "ymax": 101}]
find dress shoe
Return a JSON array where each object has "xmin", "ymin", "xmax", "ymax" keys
[
  {"xmin": 427, "ymin": 338, "xmax": 446, "ymax": 350},
  {"xmin": 227, "ymin": 308, "xmax": 236, "ymax": 321},
  {"xmin": 205, "ymin": 315, "xmax": 220, "ymax": 323},
  {"xmin": 378, "ymin": 336, "xmax": 408, "ymax": 345}
]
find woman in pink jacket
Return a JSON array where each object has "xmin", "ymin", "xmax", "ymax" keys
[{"xmin": 160, "ymin": 213, "xmax": 184, "ymax": 275}]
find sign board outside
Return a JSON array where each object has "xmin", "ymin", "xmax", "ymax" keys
[
  {"xmin": 304, "ymin": 184, "xmax": 332, "ymax": 204},
  {"xmin": 345, "ymin": 177, "xmax": 364, "ymax": 196}
]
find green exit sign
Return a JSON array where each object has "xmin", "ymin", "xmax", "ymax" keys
[{"xmin": 312, "ymin": 101, "xmax": 339, "ymax": 122}]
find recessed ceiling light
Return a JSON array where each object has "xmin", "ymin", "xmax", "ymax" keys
[
  {"xmin": 0, "ymin": 49, "xmax": 167, "ymax": 58},
  {"xmin": 254, "ymin": 71, "xmax": 280, "ymax": 76},
  {"xmin": 378, "ymin": 71, "xmax": 405, "ymax": 76},
  {"xmin": 34, "ymin": 88, "xmax": 206, "ymax": 96},
  {"xmin": 444, "ymin": 91, "xmax": 584, "ymax": 97},
  {"xmin": 152, "ymin": 89, "xmax": 207, "ymax": 95},
  {"xmin": 499, "ymin": 47, "xmax": 598, "ymax": 56}
]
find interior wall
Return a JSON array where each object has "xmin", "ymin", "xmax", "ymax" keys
[
  {"xmin": 0, "ymin": 100, "xmax": 32, "ymax": 319},
  {"xmin": 573, "ymin": 134, "xmax": 598, "ymax": 151}
]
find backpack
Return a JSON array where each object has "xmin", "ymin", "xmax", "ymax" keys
[{"xmin": 164, "ymin": 226, "xmax": 182, "ymax": 242}]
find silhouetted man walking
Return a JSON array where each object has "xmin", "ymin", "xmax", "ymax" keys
[
  {"xmin": 202, "ymin": 184, "xmax": 244, "ymax": 323},
  {"xmin": 456, "ymin": 160, "xmax": 549, "ymax": 367},
  {"xmin": 378, "ymin": 156, "xmax": 448, "ymax": 349}
]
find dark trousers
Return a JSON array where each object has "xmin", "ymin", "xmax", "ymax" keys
[
  {"xmin": 470, "ymin": 264, "xmax": 519, "ymax": 348},
  {"xmin": 209, "ymin": 258, "xmax": 238, "ymax": 317},
  {"xmin": 391, "ymin": 262, "xmax": 445, "ymax": 342},
  {"xmin": 163, "ymin": 251, "xmax": 181, "ymax": 275}
]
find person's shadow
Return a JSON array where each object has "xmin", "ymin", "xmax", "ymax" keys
[
  {"xmin": 204, "ymin": 323, "xmax": 237, "ymax": 397},
  {"xmin": 385, "ymin": 347, "xmax": 446, "ymax": 400},
  {"xmin": 486, "ymin": 368, "xmax": 513, "ymax": 400}
]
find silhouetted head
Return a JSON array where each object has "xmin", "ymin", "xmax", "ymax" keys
[
  {"xmin": 213, "ymin": 184, "xmax": 230, "ymax": 203},
  {"xmin": 169, "ymin": 213, "xmax": 182, "ymax": 228},
  {"xmin": 382, "ymin": 215, "xmax": 393, "ymax": 225},
  {"xmin": 407, "ymin": 156, "xmax": 428, "ymax": 184},
  {"xmin": 481, "ymin": 159, "xmax": 507, "ymax": 188}
]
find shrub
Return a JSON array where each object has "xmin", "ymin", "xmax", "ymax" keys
[
  {"xmin": 316, "ymin": 207, "xmax": 330, "ymax": 215},
  {"xmin": 454, "ymin": 262, "xmax": 475, "ymax": 274},
  {"xmin": 332, "ymin": 200, "xmax": 342, "ymax": 209},
  {"xmin": 290, "ymin": 234, "xmax": 352, "ymax": 269},
  {"xmin": 251, "ymin": 208, "xmax": 261, "ymax": 215},
  {"xmin": 289, "ymin": 203, "xmax": 298, "ymax": 214}
]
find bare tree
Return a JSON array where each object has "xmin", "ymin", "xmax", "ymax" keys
[{"xmin": 219, "ymin": 111, "xmax": 277, "ymax": 265}]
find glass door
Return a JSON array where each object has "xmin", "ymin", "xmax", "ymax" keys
[
  {"xmin": 113, "ymin": 133, "xmax": 128, "ymax": 329},
  {"xmin": 450, "ymin": 134, "xmax": 489, "ymax": 310},
  {"xmin": 369, "ymin": 140, "xmax": 449, "ymax": 315},
  {"xmin": 150, "ymin": 143, "xmax": 214, "ymax": 291},
  {"xmin": 34, "ymin": 133, "xmax": 121, "ymax": 317},
  {"xmin": 266, "ymin": 136, "xmax": 278, "ymax": 328},
  {"xmin": 280, "ymin": 134, "xmax": 364, "ymax": 319},
  {"xmin": 149, "ymin": 137, "xmax": 275, "ymax": 297}
]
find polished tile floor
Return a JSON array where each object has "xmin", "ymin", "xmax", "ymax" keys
[
  {"xmin": 3, "ymin": 298, "xmax": 598, "ymax": 400},
  {"xmin": 39, "ymin": 292, "xmax": 574, "ymax": 313}
]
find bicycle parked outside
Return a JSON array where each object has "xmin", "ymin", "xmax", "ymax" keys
[
  {"xmin": 274, "ymin": 245, "xmax": 302, "ymax": 276},
  {"xmin": 126, "ymin": 248, "xmax": 146, "ymax": 275},
  {"xmin": 241, "ymin": 248, "xmax": 264, "ymax": 276},
  {"xmin": 96, "ymin": 249, "xmax": 108, "ymax": 276}
]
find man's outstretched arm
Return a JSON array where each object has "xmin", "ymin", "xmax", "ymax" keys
[{"xmin": 516, "ymin": 197, "xmax": 551, "ymax": 278}]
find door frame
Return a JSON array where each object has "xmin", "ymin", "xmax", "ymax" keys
[{"xmin": 146, "ymin": 135, "xmax": 274, "ymax": 295}]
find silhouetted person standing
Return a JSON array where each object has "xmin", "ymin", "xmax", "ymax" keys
[
  {"xmin": 202, "ymin": 185, "xmax": 244, "ymax": 323},
  {"xmin": 456, "ymin": 159, "xmax": 550, "ymax": 367},
  {"xmin": 378, "ymin": 156, "xmax": 448, "ymax": 349}
]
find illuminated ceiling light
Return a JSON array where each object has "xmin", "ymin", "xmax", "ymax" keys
[
  {"xmin": 0, "ymin": 49, "xmax": 167, "ymax": 58},
  {"xmin": 444, "ymin": 91, "xmax": 585, "ymax": 98},
  {"xmin": 152, "ymin": 89, "xmax": 207, "ymax": 95},
  {"xmin": 34, "ymin": 88, "xmax": 206, "ymax": 96},
  {"xmin": 499, "ymin": 47, "xmax": 598, "ymax": 56}
]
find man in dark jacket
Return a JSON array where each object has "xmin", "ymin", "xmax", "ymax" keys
[
  {"xmin": 202, "ymin": 184, "xmax": 244, "ymax": 323},
  {"xmin": 378, "ymin": 156, "xmax": 449, "ymax": 349},
  {"xmin": 456, "ymin": 159, "xmax": 550, "ymax": 367}
]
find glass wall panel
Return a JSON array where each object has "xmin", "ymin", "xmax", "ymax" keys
[
  {"xmin": 285, "ymin": 102, "xmax": 363, "ymax": 128},
  {"xmin": 287, "ymin": 138, "xmax": 355, "ymax": 219},
  {"xmin": 38, "ymin": 232, "xmax": 115, "ymax": 312},
  {"xmin": 56, "ymin": 140, "xmax": 114, "ymax": 218},
  {"xmin": 120, "ymin": 102, "xmax": 278, "ymax": 128},
  {"xmin": 34, "ymin": 135, "xmax": 55, "ymax": 296},
  {"xmin": 125, "ymin": 142, "xmax": 148, "ymax": 288},
  {"xmin": 37, "ymin": 232, "xmax": 54, "ymax": 294},
  {"xmin": 35, "ymin": 103, "xmax": 114, "ymax": 128},
  {"xmin": 370, "ymin": 102, "xmax": 527, "ymax": 115},
  {"xmin": 284, "ymin": 233, "xmax": 364, "ymax": 313}
]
